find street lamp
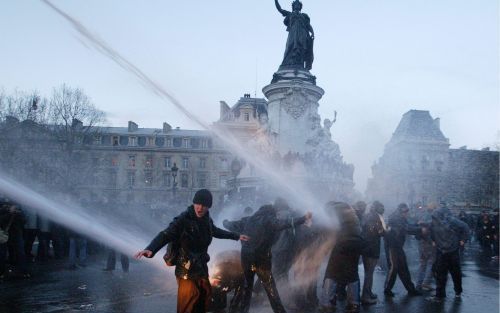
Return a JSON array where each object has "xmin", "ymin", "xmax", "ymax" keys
[
  {"xmin": 230, "ymin": 158, "xmax": 242, "ymax": 197},
  {"xmin": 171, "ymin": 162, "xmax": 179, "ymax": 200}
]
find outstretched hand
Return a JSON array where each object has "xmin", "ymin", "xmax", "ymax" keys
[
  {"xmin": 134, "ymin": 250, "xmax": 153, "ymax": 259},
  {"xmin": 239, "ymin": 235, "xmax": 250, "ymax": 242}
]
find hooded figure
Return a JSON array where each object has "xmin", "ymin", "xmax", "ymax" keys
[
  {"xmin": 430, "ymin": 206, "xmax": 469, "ymax": 300},
  {"xmin": 319, "ymin": 202, "xmax": 364, "ymax": 313},
  {"xmin": 360, "ymin": 201, "xmax": 386, "ymax": 304},
  {"xmin": 229, "ymin": 204, "xmax": 311, "ymax": 313}
]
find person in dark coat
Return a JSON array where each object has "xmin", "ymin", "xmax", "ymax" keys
[
  {"xmin": 319, "ymin": 202, "xmax": 364, "ymax": 313},
  {"xmin": 383, "ymin": 203, "xmax": 422, "ymax": 297},
  {"xmin": 234, "ymin": 204, "xmax": 312, "ymax": 313},
  {"xmin": 429, "ymin": 205, "xmax": 469, "ymax": 301},
  {"xmin": 415, "ymin": 205, "xmax": 435, "ymax": 291},
  {"xmin": 135, "ymin": 189, "xmax": 249, "ymax": 313},
  {"xmin": 476, "ymin": 211, "xmax": 496, "ymax": 255},
  {"xmin": 360, "ymin": 201, "xmax": 386, "ymax": 304}
]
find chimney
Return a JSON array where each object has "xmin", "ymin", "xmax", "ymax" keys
[
  {"xmin": 481, "ymin": 147, "xmax": 490, "ymax": 151},
  {"xmin": 163, "ymin": 122, "xmax": 172, "ymax": 133},
  {"xmin": 244, "ymin": 93, "xmax": 251, "ymax": 98},
  {"xmin": 459, "ymin": 145, "xmax": 467, "ymax": 150},
  {"xmin": 434, "ymin": 118, "xmax": 440, "ymax": 130},
  {"xmin": 72, "ymin": 118, "xmax": 83, "ymax": 129},
  {"xmin": 128, "ymin": 121, "xmax": 138, "ymax": 132}
]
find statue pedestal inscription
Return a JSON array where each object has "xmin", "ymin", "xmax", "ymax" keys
[{"xmin": 263, "ymin": 68, "xmax": 324, "ymax": 155}]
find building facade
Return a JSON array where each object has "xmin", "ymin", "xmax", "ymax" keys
[{"xmin": 366, "ymin": 110, "xmax": 499, "ymax": 210}]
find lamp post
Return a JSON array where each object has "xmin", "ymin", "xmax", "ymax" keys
[
  {"xmin": 230, "ymin": 158, "xmax": 242, "ymax": 200},
  {"xmin": 171, "ymin": 162, "xmax": 179, "ymax": 202}
]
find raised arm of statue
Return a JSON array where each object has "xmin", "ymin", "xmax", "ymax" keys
[{"xmin": 275, "ymin": 0, "xmax": 289, "ymax": 16}]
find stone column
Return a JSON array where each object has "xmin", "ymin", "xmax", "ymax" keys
[{"xmin": 262, "ymin": 68, "xmax": 324, "ymax": 155}]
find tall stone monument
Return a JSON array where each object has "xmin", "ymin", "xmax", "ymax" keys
[{"xmin": 263, "ymin": 0, "xmax": 325, "ymax": 155}]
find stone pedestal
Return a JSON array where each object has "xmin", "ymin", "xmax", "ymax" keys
[{"xmin": 262, "ymin": 68, "xmax": 325, "ymax": 155}]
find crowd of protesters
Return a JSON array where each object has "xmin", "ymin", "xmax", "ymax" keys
[
  {"xmin": 1, "ymin": 191, "xmax": 498, "ymax": 313},
  {"xmin": 0, "ymin": 197, "xmax": 129, "ymax": 281},
  {"xmin": 133, "ymin": 188, "xmax": 499, "ymax": 313}
]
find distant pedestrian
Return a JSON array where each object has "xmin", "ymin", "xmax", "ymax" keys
[
  {"xmin": 429, "ymin": 204, "xmax": 469, "ymax": 301},
  {"xmin": 415, "ymin": 205, "xmax": 435, "ymax": 291},
  {"xmin": 360, "ymin": 201, "xmax": 386, "ymax": 304},
  {"xmin": 103, "ymin": 249, "xmax": 129, "ymax": 273}
]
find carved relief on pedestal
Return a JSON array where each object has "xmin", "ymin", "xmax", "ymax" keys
[{"xmin": 280, "ymin": 87, "xmax": 310, "ymax": 119}]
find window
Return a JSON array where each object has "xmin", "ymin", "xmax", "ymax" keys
[
  {"xmin": 127, "ymin": 171, "xmax": 136, "ymax": 187},
  {"xmin": 181, "ymin": 173, "xmax": 188, "ymax": 188},
  {"xmin": 199, "ymin": 158, "xmax": 206, "ymax": 169},
  {"xmin": 92, "ymin": 157, "xmax": 100, "ymax": 167},
  {"xmin": 201, "ymin": 139, "xmax": 208, "ymax": 149},
  {"xmin": 173, "ymin": 137, "xmax": 182, "ymax": 147},
  {"xmin": 129, "ymin": 136, "xmax": 137, "ymax": 146},
  {"xmin": 198, "ymin": 172, "xmax": 207, "ymax": 188},
  {"xmin": 164, "ymin": 157, "xmax": 171, "ymax": 168},
  {"xmin": 144, "ymin": 170, "xmax": 153, "ymax": 187},
  {"xmin": 112, "ymin": 136, "xmax": 119, "ymax": 146},
  {"xmin": 147, "ymin": 137, "xmax": 155, "ymax": 146},
  {"xmin": 421, "ymin": 156, "xmax": 430, "ymax": 170},
  {"xmin": 220, "ymin": 158, "xmax": 228, "ymax": 171},
  {"xmin": 182, "ymin": 157, "xmax": 189, "ymax": 169},
  {"xmin": 163, "ymin": 172, "xmax": 172, "ymax": 187},
  {"xmin": 94, "ymin": 136, "xmax": 101, "ymax": 145},
  {"xmin": 166, "ymin": 138, "xmax": 172, "ymax": 147},
  {"xmin": 183, "ymin": 138, "xmax": 190, "ymax": 148},
  {"xmin": 128, "ymin": 155, "xmax": 136, "ymax": 167},
  {"xmin": 145, "ymin": 155, "xmax": 153, "ymax": 168},
  {"xmin": 244, "ymin": 112, "xmax": 250, "ymax": 121}
]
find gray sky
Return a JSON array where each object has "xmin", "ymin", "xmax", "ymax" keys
[{"xmin": 1, "ymin": 0, "xmax": 498, "ymax": 193}]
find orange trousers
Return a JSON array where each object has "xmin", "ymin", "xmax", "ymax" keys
[{"xmin": 176, "ymin": 277, "xmax": 212, "ymax": 313}]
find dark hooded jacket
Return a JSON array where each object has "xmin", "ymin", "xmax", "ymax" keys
[
  {"xmin": 324, "ymin": 204, "xmax": 365, "ymax": 284},
  {"xmin": 385, "ymin": 211, "xmax": 421, "ymax": 250},
  {"xmin": 431, "ymin": 207, "xmax": 469, "ymax": 254},
  {"xmin": 235, "ymin": 205, "xmax": 307, "ymax": 269},
  {"xmin": 145, "ymin": 205, "xmax": 240, "ymax": 279},
  {"xmin": 361, "ymin": 210, "xmax": 385, "ymax": 258}
]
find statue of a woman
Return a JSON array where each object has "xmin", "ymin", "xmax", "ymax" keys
[{"xmin": 275, "ymin": 0, "xmax": 315, "ymax": 70}]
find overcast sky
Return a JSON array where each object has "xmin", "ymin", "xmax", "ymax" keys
[{"xmin": 0, "ymin": 0, "xmax": 498, "ymax": 193}]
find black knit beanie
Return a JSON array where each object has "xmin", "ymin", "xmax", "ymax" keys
[{"xmin": 193, "ymin": 189, "xmax": 213, "ymax": 208}]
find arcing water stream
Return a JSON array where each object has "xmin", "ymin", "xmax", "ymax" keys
[{"xmin": 0, "ymin": 0, "xmax": 337, "ymax": 271}]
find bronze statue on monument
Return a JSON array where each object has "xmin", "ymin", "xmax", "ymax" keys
[{"xmin": 274, "ymin": 0, "xmax": 315, "ymax": 71}]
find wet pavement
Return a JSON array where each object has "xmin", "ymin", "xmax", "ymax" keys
[{"xmin": 0, "ymin": 242, "xmax": 498, "ymax": 313}]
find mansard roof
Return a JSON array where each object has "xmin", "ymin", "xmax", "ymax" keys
[{"xmin": 391, "ymin": 110, "xmax": 448, "ymax": 142}]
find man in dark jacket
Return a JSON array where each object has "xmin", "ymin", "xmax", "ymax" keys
[
  {"xmin": 360, "ymin": 201, "xmax": 386, "ymax": 304},
  {"xmin": 233, "ymin": 204, "xmax": 311, "ymax": 313},
  {"xmin": 383, "ymin": 203, "xmax": 422, "ymax": 297},
  {"xmin": 135, "ymin": 189, "xmax": 249, "ymax": 313},
  {"xmin": 430, "ymin": 205, "xmax": 469, "ymax": 301},
  {"xmin": 319, "ymin": 202, "xmax": 364, "ymax": 313},
  {"xmin": 415, "ymin": 205, "xmax": 435, "ymax": 291}
]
